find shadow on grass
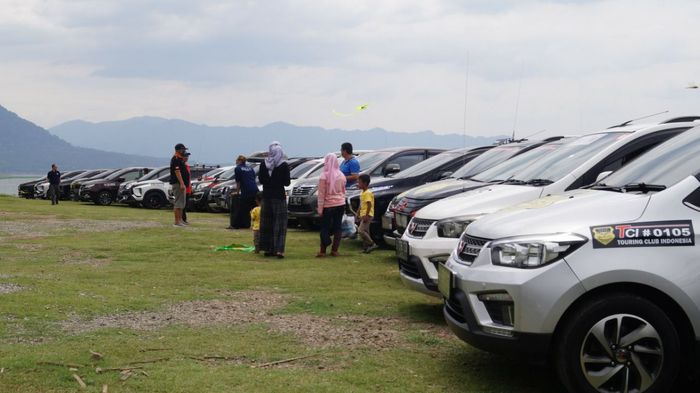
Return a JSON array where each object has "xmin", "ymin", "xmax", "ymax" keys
[{"xmin": 397, "ymin": 302, "xmax": 446, "ymax": 325}]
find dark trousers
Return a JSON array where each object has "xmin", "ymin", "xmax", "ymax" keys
[
  {"xmin": 320, "ymin": 205, "xmax": 344, "ymax": 251},
  {"xmin": 48, "ymin": 184, "xmax": 59, "ymax": 205},
  {"xmin": 259, "ymin": 198, "xmax": 288, "ymax": 254},
  {"xmin": 232, "ymin": 195, "xmax": 255, "ymax": 229}
]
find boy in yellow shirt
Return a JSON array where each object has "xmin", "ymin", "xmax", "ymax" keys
[
  {"xmin": 357, "ymin": 174, "xmax": 378, "ymax": 253},
  {"xmin": 250, "ymin": 193, "xmax": 262, "ymax": 253}
]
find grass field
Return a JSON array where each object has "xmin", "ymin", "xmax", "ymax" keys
[{"xmin": 0, "ymin": 196, "xmax": 564, "ymax": 392}]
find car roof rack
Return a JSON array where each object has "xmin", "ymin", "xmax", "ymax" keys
[{"xmin": 661, "ymin": 116, "xmax": 700, "ymax": 124}]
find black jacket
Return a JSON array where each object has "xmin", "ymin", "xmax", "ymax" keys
[{"xmin": 258, "ymin": 162, "xmax": 290, "ymax": 200}]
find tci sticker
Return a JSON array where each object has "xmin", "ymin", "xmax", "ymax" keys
[{"xmin": 591, "ymin": 220, "xmax": 695, "ymax": 248}]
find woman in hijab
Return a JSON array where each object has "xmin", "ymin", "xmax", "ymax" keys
[
  {"xmin": 258, "ymin": 141, "xmax": 291, "ymax": 258},
  {"xmin": 316, "ymin": 153, "xmax": 347, "ymax": 257}
]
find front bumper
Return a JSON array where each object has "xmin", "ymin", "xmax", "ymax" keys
[{"xmin": 398, "ymin": 229, "xmax": 458, "ymax": 296}]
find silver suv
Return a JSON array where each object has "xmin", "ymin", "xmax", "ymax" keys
[{"xmin": 439, "ymin": 126, "xmax": 700, "ymax": 392}]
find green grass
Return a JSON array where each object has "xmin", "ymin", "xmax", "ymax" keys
[{"xmin": 0, "ymin": 196, "xmax": 564, "ymax": 392}]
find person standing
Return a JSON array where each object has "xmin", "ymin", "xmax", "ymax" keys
[
  {"xmin": 47, "ymin": 164, "xmax": 61, "ymax": 205},
  {"xmin": 357, "ymin": 174, "xmax": 378, "ymax": 253},
  {"xmin": 228, "ymin": 155, "xmax": 257, "ymax": 229},
  {"xmin": 250, "ymin": 193, "xmax": 262, "ymax": 253},
  {"xmin": 182, "ymin": 152, "xmax": 192, "ymax": 225},
  {"xmin": 258, "ymin": 142, "xmax": 291, "ymax": 258},
  {"xmin": 339, "ymin": 142, "xmax": 360, "ymax": 187},
  {"xmin": 169, "ymin": 143, "xmax": 190, "ymax": 227},
  {"xmin": 316, "ymin": 153, "xmax": 347, "ymax": 257}
]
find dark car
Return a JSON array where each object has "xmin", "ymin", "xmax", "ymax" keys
[
  {"xmin": 79, "ymin": 167, "xmax": 152, "ymax": 205},
  {"xmin": 18, "ymin": 176, "xmax": 49, "ymax": 198},
  {"xmin": 288, "ymin": 147, "xmax": 445, "ymax": 228},
  {"xmin": 346, "ymin": 146, "xmax": 492, "ymax": 243},
  {"xmin": 385, "ymin": 137, "xmax": 565, "ymax": 241},
  {"xmin": 208, "ymin": 163, "xmax": 262, "ymax": 212},
  {"xmin": 57, "ymin": 169, "xmax": 109, "ymax": 200},
  {"xmin": 189, "ymin": 166, "xmax": 237, "ymax": 211},
  {"xmin": 70, "ymin": 169, "xmax": 119, "ymax": 200}
]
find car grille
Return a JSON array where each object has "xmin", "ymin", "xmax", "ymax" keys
[
  {"xmin": 406, "ymin": 218, "xmax": 435, "ymax": 238},
  {"xmin": 393, "ymin": 197, "xmax": 440, "ymax": 233},
  {"xmin": 398, "ymin": 258, "xmax": 421, "ymax": 279},
  {"xmin": 292, "ymin": 185, "xmax": 316, "ymax": 196},
  {"xmin": 445, "ymin": 297, "xmax": 467, "ymax": 324},
  {"xmin": 456, "ymin": 235, "xmax": 490, "ymax": 265}
]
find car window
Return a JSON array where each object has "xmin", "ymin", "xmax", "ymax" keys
[
  {"xmin": 600, "ymin": 129, "xmax": 700, "ymax": 189},
  {"xmin": 139, "ymin": 167, "xmax": 168, "ymax": 181},
  {"xmin": 290, "ymin": 160, "xmax": 318, "ymax": 179},
  {"xmin": 372, "ymin": 152, "xmax": 425, "ymax": 176},
  {"xmin": 506, "ymin": 132, "xmax": 627, "ymax": 183},
  {"xmin": 471, "ymin": 141, "xmax": 573, "ymax": 182},
  {"xmin": 121, "ymin": 170, "xmax": 142, "ymax": 181},
  {"xmin": 451, "ymin": 145, "xmax": 527, "ymax": 179},
  {"xmin": 393, "ymin": 151, "xmax": 463, "ymax": 179}
]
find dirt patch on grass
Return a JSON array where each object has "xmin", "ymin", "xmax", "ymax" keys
[
  {"xmin": 0, "ymin": 218, "xmax": 162, "ymax": 240},
  {"xmin": 0, "ymin": 283, "xmax": 24, "ymax": 294},
  {"xmin": 59, "ymin": 251, "xmax": 112, "ymax": 268},
  {"xmin": 13, "ymin": 243, "xmax": 45, "ymax": 251},
  {"xmin": 62, "ymin": 291, "xmax": 409, "ymax": 349}
]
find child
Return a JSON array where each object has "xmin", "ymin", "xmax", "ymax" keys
[
  {"xmin": 250, "ymin": 193, "xmax": 262, "ymax": 253},
  {"xmin": 357, "ymin": 174, "xmax": 378, "ymax": 253}
]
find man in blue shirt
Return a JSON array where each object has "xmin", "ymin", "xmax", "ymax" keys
[
  {"xmin": 229, "ymin": 155, "xmax": 258, "ymax": 229},
  {"xmin": 339, "ymin": 142, "xmax": 360, "ymax": 187}
]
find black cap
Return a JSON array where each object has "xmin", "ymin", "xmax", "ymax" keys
[{"xmin": 175, "ymin": 143, "xmax": 188, "ymax": 151}]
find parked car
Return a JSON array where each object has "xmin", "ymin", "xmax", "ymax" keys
[
  {"xmin": 398, "ymin": 117, "xmax": 697, "ymax": 297},
  {"xmin": 383, "ymin": 138, "xmax": 562, "ymax": 243},
  {"xmin": 117, "ymin": 166, "xmax": 170, "ymax": 205},
  {"xmin": 346, "ymin": 146, "xmax": 493, "ymax": 243},
  {"xmin": 439, "ymin": 125, "xmax": 700, "ymax": 392},
  {"xmin": 79, "ymin": 167, "xmax": 152, "ymax": 205},
  {"xmin": 58, "ymin": 169, "xmax": 110, "ymax": 200},
  {"xmin": 189, "ymin": 166, "xmax": 234, "ymax": 211},
  {"xmin": 70, "ymin": 169, "xmax": 118, "ymax": 200},
  {"xmin": 129, "ymin": 165, "xmax": 216, "ymax": 209},
  {"xmin": 18, "ymin": 177, "xmax": 50, "ymax": 199},
  {"xmin": 208, "ymin": 163, "xmax": 261, "ymax": 212},
  {"xmin": 288, "ymin": 147, "xmax": 444, "ymax": 228},
  {"xmin": 33, "ymin": 170, "xmax": 84, "ymax": 199}
]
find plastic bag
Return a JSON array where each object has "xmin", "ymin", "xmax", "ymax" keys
[{"xmin": 341, "ymin": 214, "xmax": 357, "ymax": 239}]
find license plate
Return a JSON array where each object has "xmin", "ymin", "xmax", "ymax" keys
[
  {"xmin": 289, "ymin": 196, "xmax": 303, "ymax": 205},
  {"xmin": 396, "ymin": 239, "xmax": 409, "ymax": 261},
  {"xmin": 382, "ymin": 215, "xmax": 393, "ymax": 230},
  {"xmin": 396, "ymin": 214, "xmax": 409, "ymax": 229},
  {"xmin": 437, "ymin": 263, "xmax": 453, "ymax": 298}
]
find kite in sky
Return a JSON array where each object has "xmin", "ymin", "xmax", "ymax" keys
[
  {"xmin": 332, "ymin": 104, "xmax": 369, "ymax": 117},
  {"xmin": 686, "ymin": 82, "xmax": 698, "ymax": 89}
]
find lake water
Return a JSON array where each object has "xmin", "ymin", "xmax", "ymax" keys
[{"xmin": 0, "ymin": 176, "xmax": 41, "ymax": 196}]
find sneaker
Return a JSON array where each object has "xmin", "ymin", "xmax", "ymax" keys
[
  {"xmin": 173, "ymin": 223, "xmax": 186, "ymax": 227},
  {"xmin": 365, "ymin": 244, "xmax": 379, "ymax": 253}
]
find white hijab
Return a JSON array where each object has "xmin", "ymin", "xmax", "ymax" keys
[{"xmin": 265, "ymin": 141, "xmax": 285, "ymax": 174}]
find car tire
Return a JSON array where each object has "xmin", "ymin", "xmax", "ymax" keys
[
  {"xmin": 555, "ymin": 293, "xmax": 681, "ymax": 393},
  {"xmin": 96, "ymin": 191, "xmax": 113, "ymax": 206},
  {"xmin": 143, "ymin": 191, "xmax": 166, "ymax": 209}
]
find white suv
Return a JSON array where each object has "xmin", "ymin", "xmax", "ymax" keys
[
  {"xmin": 439, "ymin": 125, "xmax": 700, "ymax": 393},
  {"xmin": 399, "ymin": 118, "xmax": 699, "ymax": 297}
]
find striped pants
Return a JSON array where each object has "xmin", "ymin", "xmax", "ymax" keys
[{"xmin": 259, "ymin": 198, "xmax": 288, "ymax": 254}]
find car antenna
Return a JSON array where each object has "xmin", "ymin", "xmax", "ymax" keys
[
  {"xmin": 511, "ymin": 61, "xmax": 524, "ymax": 141},
  {"xmin": 462, "ymin": 50, "xmax": 470, "ymax": 147},
  {"xmin": 607, "ymin": 110, "xmax": 669, "ymax": 129},
  {"xmin": 520, "ymin": 129, "xmax": 547, "ymax": 140}
]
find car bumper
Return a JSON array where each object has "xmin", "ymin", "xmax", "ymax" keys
[
  {"xmin": 400, "ymin": 269, "xmax": 441, "ymax": 298},
  {"xmin": 399, "ymin": 234, "xmax": 457, "ymax": 295}
]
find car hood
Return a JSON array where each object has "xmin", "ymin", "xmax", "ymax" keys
[
  {"xmin": 133, "ymin": 180, "xmax": 164, "ymax": 187},
  {"xmin": 466, "ymin": 189, "xmax": 650, "ymax": 240},
  {"xmin": 399, "ymin": 178, "xmax": 487, "ymax": 200},
  {"xmin": 415, "ymin": 184, "xmax": 544, "ymax": 221}
]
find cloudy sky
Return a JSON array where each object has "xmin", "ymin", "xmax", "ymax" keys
[{"xmin": 1, "ymin": 0, "xmax": 699, "ymax": 138}]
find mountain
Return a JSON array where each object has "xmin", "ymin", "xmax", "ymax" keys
[
  {"xmin": 0, "ymin": 106, "xmax": 166, "ymax": 174},
  {"xmin": 50, "ymin": 117, "xmax": 504, "ymax": 163}
]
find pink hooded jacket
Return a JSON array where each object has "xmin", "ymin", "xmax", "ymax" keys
[{"xmin": 317, "ymin": 153, "xmax": 346, "ymax": 214}]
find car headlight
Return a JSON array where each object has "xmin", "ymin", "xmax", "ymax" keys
[
  {"xmin": 436, "ymin": 215, "xmax": 482, "ymax": 238},
  {"xmin": 490, "ymin": 233, "xmax": 588, "ymax": 269},
  {"xmin": 311, "ymin": 187, "xmax": 318, "ymax": 196}
]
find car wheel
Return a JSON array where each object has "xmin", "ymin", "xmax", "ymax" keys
[
  {"xmin": 556, "ymin": 293, "xmax": 680, "ymax": 393},
  {"xmin": 97, "ymin": 191, "xmax": 113, "ymax": 206},
  {"xmin": 143, "ymin": 191, "xmax": 166, "ymax": 209}
]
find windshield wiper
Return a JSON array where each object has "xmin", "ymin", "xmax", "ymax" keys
[
  {"xmin": 590, "ymin": 183, "xmax": 623, "ymax": 192},
  {"xmin": 620, "ymin": 182, "xmax": 666, "ymax": 193},
  {"xmin": 501, "ymin": 178, "xmax": 527, "ymax": 185},
  {"xmin": 525, "ymin": 178, "xmax": 554, "ymax": 186}
]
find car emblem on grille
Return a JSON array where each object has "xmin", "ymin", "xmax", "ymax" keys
[
  {"xmin": 408, "ymin": 221, "xmax": 417, "ymax": 233},
  {"xmin": 457, "ymin": 239, "xmax": 466, "ymax": 254}
]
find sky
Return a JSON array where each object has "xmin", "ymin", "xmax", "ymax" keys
[{"xmin": 1, "ymin": 0, "xmax": 699, "ymax": 138}]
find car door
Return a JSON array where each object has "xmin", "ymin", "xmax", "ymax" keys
[{"xmin": 567, "ymin": 128, "xmax": 691, "ymax": 190}]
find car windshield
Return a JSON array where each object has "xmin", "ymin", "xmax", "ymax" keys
[
  {"xmin": 451, "ymin": 145, "xmax": 529, "ymax": 179},
  {"xmin": 471, "ymin": 140, "xmax": 573, "ymax": 182},
  {"xmin": 218, "ymin": 167, "xmax": 238, "ymax": 180},
  {"xmin": 290, "ymin": 160, "xmax": 318, "ymax": 179},
  {"xmin": 106, "ymin": 168, "xmax": 135, "ymax": 180},
  {"xmin": 61, "ymin": 170, "xmax": 83, "ymax": 180},
  {"xmin": 598, "ymin": 129, "xmax": 700, "ymax": 189},
  {"xmin": 392, "ymin": 150, "xmax": 467, "ymax": 179},
  {"xmin": 203, "ymin": 168, "xmax": 225, "ymax": 178},
  {"xmin": 73, "ymin": 170, "xmax": 104, "ymax": 180},
  {"xmin": 356, "ymin": 151, "xmax": 394, "ymax": 172},
  {"xmin": 138, "ymin": 167, "xmax": 168, "ymax": 181},
  {"xmin": 506, "ymin": 132, "xmax": 627, "ymax": 184},
  {"xmin": 90, "ymin": 169, "xmax": 118, "ymax": 180}
]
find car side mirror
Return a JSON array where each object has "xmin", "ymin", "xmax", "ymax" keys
[
  {"xmin": 383, "ymin": 163, "xmax": 401, "ymax": 176},
  {"xmin": 117, "ymin": 177, "xmax": 126, "ymax": 182},
  {"xmin": 595, "ymin": 171, "xmax": 613, "ymax": 183},
  {"xmin": 438, "ymin": 171, "xmax": 453, "ymax": 179}
]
